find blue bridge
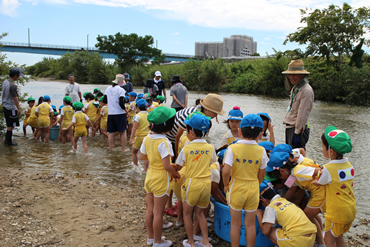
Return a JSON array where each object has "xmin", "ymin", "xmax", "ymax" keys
[{"xmin": 1, "ymin": 42, "xmax": 195, "ymax": 62}]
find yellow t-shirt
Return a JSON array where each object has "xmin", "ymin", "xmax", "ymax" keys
[
  {"xmin": 133, "ymin": 111, "xmax": 150, "ymax": 137},
  {"xmin": 147, "ymin": 102, "xmax": 158, "ymax": 113},
  {"xmin": 178, "ymin": 131, "xmax": 190, "ymax": 155},
  {"xmin": 37, "ymin": 102, "xmax": 52, "ymax": 120},
  {"xmin": 85, "ymin": 101, "xmax": 98, "ymax": 120},
  {"xmin": 181, "ymin": 140, "xmax": 214, "ymax": 179},
  {"xmin": 229, "ymin": 143, "xmax": 264, "ymax": 181},
  {"xmin": 24, "ymin": 105, "xmax": 32, "ymax": 123},
  {"xmin": 100, "ymin": 105, "xmax": 108, "ymax": 127},
  {"xmin": 266, "ymin": 195, "xmax": 317, "ymax": 237},
  {"xmin": 61, "ymin": 106, "xmax": 74, "ymax": 128}
]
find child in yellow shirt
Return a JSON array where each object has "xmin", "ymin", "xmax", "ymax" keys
[
  {"xmin": 173, "ymin": 112, "xmax": 216, "ymax": 247},
  {"xmin": 314, "ymin": 126, "xmax": 355, "ymax": 247},
  {"xmin": 59, "ymin": 96, "xmax": 74, "ymax": 144},
  {"xmin": 94, "ymin": 95, "xmax": 108, "ymax": 141},
  {"xmin": 63, "ymin": 102, "xmax": 95, "ymax": 154},
  {"xmin": 222, "ymin": 114, "xmax": 268, "ymax": 247},
  {"xmin": 256, "ymin": 182, "xmax": 317, "ymax": 247},
  {"xmin": 23, "ymin": 97, "xmax": 35, "ymax": 136},
  {"xmin": 220, "ymin": 106, "xmax": 243, "ymax": 147},
  {"xmin": 156, "ymin": 95, "xmax": 166, "ymax": 107},
  {"xmin": 143, "ymin": 93, "xmax": 158, "ymax": 113},
  {"xmin": 130, "ymin": 99, "xmax": 150, "ymax": 171},
  {"xmin": 35, "ymin": 95, "xmax": 54, "ymax": 143},
  {"xmin": 140, "ymin": 107, "xmax": 179, "ymax": 247},
  {"xmin": 83, "ymin": 93, "xmax": 98, "ymax": 137}
]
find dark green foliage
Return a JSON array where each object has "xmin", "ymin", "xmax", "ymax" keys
[{"xmin": 95, "ymin": 32, "xmax": 165, "ymax": 70}]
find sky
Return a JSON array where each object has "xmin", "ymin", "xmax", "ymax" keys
[{"xmin": 1, "ymin": 0, "xmax": 369, "ymax": 66}]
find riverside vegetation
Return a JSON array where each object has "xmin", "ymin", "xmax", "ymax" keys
[{"xmin": 27, "ymin": 51, "xmax": 370, "ymax": 106}]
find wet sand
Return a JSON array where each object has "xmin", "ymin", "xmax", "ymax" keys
[{"xmin": 0, "ymin": 166, "xmax": 368, "ymax": 247}]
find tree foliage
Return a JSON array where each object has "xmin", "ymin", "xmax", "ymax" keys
[
  {"xmin": 284, "ymin": 3, "xmax": 370, "ymax": 66},
  {"xmin": 95, "ymin": 33, "xmax": 165, "ymax": 69}
]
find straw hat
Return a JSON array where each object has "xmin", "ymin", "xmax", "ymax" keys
[
  {"xmin": 112, "ymin": 74, "xmax": 125, "ymax": 83},
  {"xmin": 282, "ymin": 60, "xmax": 309, "ymax": 74},
  {"xmin": 200, "ymin": 93, "xmax": 225, "ymax": 116}
]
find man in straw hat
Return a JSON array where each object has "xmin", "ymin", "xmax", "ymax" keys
[{"xmin": 282, "ymin": 60, "xmax": 314, "ymax": 149}]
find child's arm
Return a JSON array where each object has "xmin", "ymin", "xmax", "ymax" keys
[
  {"xmin": 139, "ymin": 153, "xmax": 148, "ymax": 160},
  {"xmin": 222, "ymin": 164, "xmax": 231, "ymax": 194},
  {"xmin": 51, "ymin": 116, "xmax": 62, "ymax": 128},
  {"xmin": 163, "ymin": 156, "xmax": 181, "ymax": 179},
  {"xmin": 129, "ymin": 120, "xmax": 139, "ymax": 146},
  {"xmin": 87, "ymin": 119, "xmax": 95, "ymax": 131},
  {"xmin": 62, "ymin": 122, "xmax": 75, "ymax": 131},
  {"xmin": 267, "ymin": 121, "xmax": 275, "ymax": 146},
  {"xmin": 211, "ymin": 182, "xmax": 227, "ymax": 205},
  {"xmin": 258, "ymin": 168, "xmax": 266, "ymax": 185},
  {"xmin": 94, "ymin": 115, "xmax": 102, "ymax": 126},
  {"xmin": 35, "ymin": 107, "xmax": 39, "ymax": 117},
  {"xmin": 24, "ymin": 108, "xmax": 30, "ymax": 116}
]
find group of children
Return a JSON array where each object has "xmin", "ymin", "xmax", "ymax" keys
[
  {"xmin": 22, "ymin": 91, "xmax": 356, "ymax": 247},
  {"xmin": 138, "ymin": 105, "xmax": 355, "ymax": 247}
]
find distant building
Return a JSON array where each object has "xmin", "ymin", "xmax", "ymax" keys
[{"xmin": 195, "ymin": 35, "xmax": 257, "ymax": 59}]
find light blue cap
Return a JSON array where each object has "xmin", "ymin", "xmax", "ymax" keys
[
  {"xmin": 217, "ymin": 149, "xmax": 226, "ymax": 160},
  {"xmin": 128, "ymin": 91, "xmax": 137, "ymax": 97},
  {"xmin": 258, "ymin": 141, "xmax": 274, "ymax": 152},
  {"xmin": 59, "ymin": 105, "xmax": 64, "ymax": 110},
  {"xmin": 240, "ymin": 114, "xmax": 264, "ymax": 129},
  {"xmin": 51, "ymin": 105, "xmax": 56, "ymax": 110},
  {"xmin": 43, "ymin": 95, "xmax": 51, "ymax": 101},
  {"xmin": 136, "ymin": 99, "xmax": 149, "ymax": 108},
  {"xmin": 257, "ymin": 112, "xmax": 271, "ymax": 121},
  {"xmin": 266, "ymin": 152, "xmax": 290, "ymax": 172},
  {"xmin": 228, "ymin": 106, "xmax": 243, "ymax": 121},
  {"xmin": 125, "ymin": 96, "xmax": 129, "ymax": 101},
  {"xmin": 259, "ymin": 180, "xmax": 276, "ymax": 196},
  {"xmin": 271, "ymin": 144, "xmax": 293, "ymax": 154},
  {"xmin": 184, "ymin": 114, "xmax": 211, "ymax": 131},
  {"xmin": 137, "ymin": 93, "xmax": 144, "ymax": 99}
]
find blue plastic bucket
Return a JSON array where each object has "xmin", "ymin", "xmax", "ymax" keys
[
  {"xmin": 211, "ymin": 197, "xmax": 274, "ymax": 247},
  {"xmin": 49, "ymin": 126, "xmax": 60, "ymax": 140}
]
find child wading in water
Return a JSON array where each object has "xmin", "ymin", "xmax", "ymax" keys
[
  {"xmin": 222, "ymin": 114, "xmax": 268, "ymax": 247},
  {"xmin": 220, "ymin": 106, "xmax": 243, "ymax": 147},
  {"xmin": 23, "ymin": 97, "xmax": 35, "ymax": 136},
  {"xmin": 140, "ymin": 107, "xmax": 179, "ymax": 247},
  {"xmin": 173, "ymin": 112, "xmax": 216, "ymax": 247},
  {"xmin": 59, "ymin": 96, "xmax": 74, "ymax": 144},
  {"xmin": 63, "ymin": 102, "xmax": 95, "ymax": 154},
  {"xmin": 313, "ymin": 126, "xmax": 356, "ymax": 247},
  {"xmin": 35, "ymin": 95, "xmax": 54, "ymax": 143}
]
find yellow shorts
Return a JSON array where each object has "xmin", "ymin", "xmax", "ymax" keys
[
  {"xmin": 227, "ymin": 179, "xmax": 259, "ymax": 211},
  {"xmin": 173, "ymin": 167, "xmax": 186, "ymax": 199},
  {"xmin": 75, "ymin": 126, "xmax": 87, "ymax": 137},
  {"xmin": 306, "ymin": 187, "xmax": 326, "ymax": 212},
  {"xmin": 324, "ymin": 219, "xmax": 353, "ymax": 237},
  {"xmin": 276, "ymin": 229, "xmax": 316, "ymax": 247},
  {"xmin": 62, "ymin": 121, "xmax": 72, "ymax": 129},
  {"xmin": 100, "ymin": 121, "xmax": 107, "ymax": 130},
  {"xmin": 28, "ymin": 117, "xmax": 38, "ymax": 128},
  {"xmin": 86, "ymin": 116, "xmax": 96, "ymax": 125},
  {"xmin": 24, "ymin": 117, "xmax": 29, "ymax": 125},
  {"xmin": 181, "ymin": 178, "xmax": 211, "ymax": 208},
  {"xmin": 133, "ymin": 136, "xmax": 145, "ymax": 150},
  {"xmin": 38, "ymin": 117, "xmax": 50, "ymax": 128},
  {"xmin": 145, "ymin": 169, "xmax": 174, "ymax": 197}
]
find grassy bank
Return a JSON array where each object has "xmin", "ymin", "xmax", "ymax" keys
[{"xmin": 27, "ymin": 51, "xmax": 370, "ymax": 106}]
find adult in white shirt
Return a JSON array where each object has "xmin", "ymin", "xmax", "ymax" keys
[
  {"xmin": 64, "ymin": 74, "xmax": 82, "ymax": 103},
  {"xmin": 105, "ymin": 80, "xmax": 128, "ymax": 151}
]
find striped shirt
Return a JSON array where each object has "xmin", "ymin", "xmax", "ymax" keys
[{"xmin": 165, "ymin": 106, "xmax": 200, "ymax": 143}]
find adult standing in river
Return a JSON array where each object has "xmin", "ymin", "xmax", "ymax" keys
[
  {"xmin": 105, "ymin": 78, "xmax": 129, "ymax": 152},
  {"xmin": 282, "ymin": 60, "xmax": 314, "ymax": 149},
  {"xmin": 64, "ymin": 74, "xmax": 82, "ymax": 103},
  {"xmin": 153, "ymin": 71, "xmax": 167, "ymax": 101},
  {"xmin": 2, "ymin": 68, "xmax": 22, "ymax": 146},
  {"xmin": 169, "ymin": 75, "xmax": 188, "ymax": 112}
]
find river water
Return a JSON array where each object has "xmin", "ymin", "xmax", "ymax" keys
[{"xmin": 1, "ymin": 78, "xmax": 369, "ymax": 220}]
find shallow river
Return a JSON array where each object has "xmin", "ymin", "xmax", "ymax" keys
[{"xmin": 1, "ymin": 78, "xmax": 369, "ymax": 219}]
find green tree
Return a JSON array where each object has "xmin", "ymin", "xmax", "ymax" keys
[
  {"xmin": 95, "ymin": 33, "xmax": 165, "ymax": 69},
  {"xmin": 284, "ymin": 3, "xmax": 370, "ymax": 66}
]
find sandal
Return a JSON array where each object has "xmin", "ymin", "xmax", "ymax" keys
[{"xmin": 164, "ymin": 207, "xmax": 178, "ymax": 217}]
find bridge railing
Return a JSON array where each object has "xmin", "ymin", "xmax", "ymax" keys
[{"xmin": 0, "ymin": 42, "xmax": 195, "ymax": 59}]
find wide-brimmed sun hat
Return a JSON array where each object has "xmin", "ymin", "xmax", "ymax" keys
[
  {"xmin": 282, "ymin": 60, "xmax": 309, "ymax": 75},
  {"xmin": 112, "ymin": 74, "xmax": 125, "ymax": 83},
  {"xmin": 200, "ymin": 93, "xmax": 225, "ymax": 116}
]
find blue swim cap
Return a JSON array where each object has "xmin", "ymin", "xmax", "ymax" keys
[
  {"xmin": 59, "ymin": 105, "xmax": 64, "ymax": 110},
  {"xmin": 266, "ymin": 152, "xmax": 290, "ymax": 172},
  {"xmin": 240, "ymin": 114, "xmax": 264, "ymax": 129},
  {"xmin": 43, "ymin": 95, "xmax": 51, "ymax": 101}
]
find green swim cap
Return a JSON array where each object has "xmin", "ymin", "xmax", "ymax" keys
[
  {"xmin": 83, "ymin": 92, "xmax": 89, "ymax": 98},
  {"xmin": 147, "ymin": 107, "xmax": 176, "ymax": 125},
  {"xmin": 324, "ymin": 126, "xmax": 352, "ymax": 154},
  {"xmin": 63, "ymin": 96, "xmax": 72, "ymax": 103},
  {"xmin": 72, "ymin": 101, "xmax": 84, "ymax": 110},
  {"xmin": 27, "ymin": 97, "xmax": 35, "ymax": 102},
  {"xmin": 157, "ymin": 95, "xmax": 165, "ymax": 102}
]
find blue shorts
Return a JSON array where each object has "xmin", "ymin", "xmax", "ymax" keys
[{"xmin": 107, "ymin": 114, "xmax": 127, "ymax": 133}]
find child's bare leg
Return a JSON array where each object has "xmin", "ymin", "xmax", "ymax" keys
[
  {"xmin": 91, "ymin": 126, "xmax": 96, "ymax": 137},
  {"xmin": 73, "ymin": 136, "xmax": 78, "ymax": 151},
  {"xmin": 153, "ymin": 195, "xmax": 168, "ymax": 243},
  {"xmin": 101, "ymin": 128, "xmax": 108, "ymax": 140},
  {"xmin": 39, "ymin": 128, "xmax": 45, "ymax": 142},
  {"xmin": 166, "ymin": 191, "xmax": 174, "ymax": 209},
  {"xmin": 324, "ymin": 230, "xmax": 337, "ymax": 247},
  {"xmin": 132, "ymin": 147, "xmax": 139, "ymax": 166},
  {"xmin": 304, "ymin": 207, "xmax": 324, "ymax": 244},
  {"xmin": 86, "ymin": 126, "xmax": 90, "ymax": 136},
  {"xmin": 245, "ymin": 211, "xmax": 256, "ymax": 247},
  {"xmin": 69, "ymin": 129, "xmax": 73, "ymax": 145},
  {"xmin": 146, "ymin": 193, "xmax": 154, "ymax": 239},
  {"xmin": 194, "ymin": 206, "xmax": 210, "ymax": 247},
  {"xmin": 177, "ymin": 200, "xmax": 184, "ymax": 224},
  {"xmin": 62, "ymin": 130, "xmax": 66, "ymax": 144},
  {"xmin": 335, "ymin": 235, "xmax": 346, "ymax": 247},
  {"xmin": 183, "ymin": 202, "xmax": 195, "ymax": 246},
  {"xmin": 230, "ymin": 209, "xmax": 242, "ymax": 246},
  {"xmin": 143, "ymin": 160, "xmax": 149, "ymax": 172},
  {"xmin": 23, "ymin": 123, "xmax": 27, "ymax": 136},
  {"xmin": 120, "ymin": 130, "xmax": 128, "ymax": 151},
  {"xmin": 265, "ymin": 227, "xmax": 278, "ymax": 245},
  {"xmin": 81, "ymin": 136, "xmax": 88, "ymax": 153},
  {"xmin": 44, "ymin": 127, "xmax": 50, "ymax": 143}
]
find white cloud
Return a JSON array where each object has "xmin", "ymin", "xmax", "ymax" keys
[
  {"xmin": 264, "ymin": 37, "xmax": 270, "ymax": 40},
  {"xmin": 173, "ymin": 32, "xmax": 179, "ymax": 35},
  {"xmin": 5, "ymin": 0, "xmax": 348, "ymax": 32},
  {"xmin": 0, "ymin": 0, "xmax": 21, "ymax": 16},
  {"xmin": 32, "ymin": 2, "xmax": 37, "ymax": 5}
]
